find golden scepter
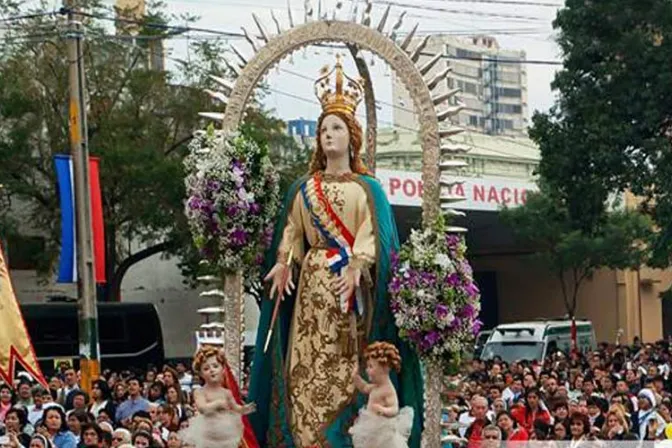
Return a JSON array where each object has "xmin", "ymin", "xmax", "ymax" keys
[{"xmin": 263, "ymin": 246, "xmax": 293, "ymax": 353}]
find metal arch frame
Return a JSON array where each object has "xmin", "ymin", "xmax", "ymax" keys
[
  {"xmin": 198, "ymin": 16, "xmax": 468, "ymax": 448},
  {"xmin": 219, "ymin": 20, "xmax": 441, "ymax": 224}
]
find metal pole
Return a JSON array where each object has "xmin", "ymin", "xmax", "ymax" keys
[{"xmin": 65, "ymin": 2, "xmax": 99, "ymax": 394}]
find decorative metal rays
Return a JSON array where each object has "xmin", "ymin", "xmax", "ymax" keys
[{"xmin": 198, "ymin": 0, "xmax": 469, "ymax": 226}]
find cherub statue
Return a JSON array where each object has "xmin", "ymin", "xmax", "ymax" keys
[
  {"xmin": 180, "ymin": 345, "xmax": 258, "ymax": 448},
  {"xmin": 350, "ymin": 341, "xmax": 414, "ymax": 448}
]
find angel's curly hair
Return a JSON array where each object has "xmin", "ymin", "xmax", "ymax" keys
[
  {"xmin": 192, "ymin": 345, "xmax": 227, "ymax": 375},
  {"xmin": 364, "ymin": 341, "xmax": 402, "ymax": 373}
]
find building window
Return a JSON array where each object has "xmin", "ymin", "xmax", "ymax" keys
[
  {"xmin": 495, "ymin": 119, "xmax": 514, "ymax": 130},
  {"xmin": 455, "ymin": 48, "xmax": 482, "ymax": 60},
  {"xmin": 497, "ymin": 103, "xmax": 522, "ymax": 114},
  {"xmin": 453, "ymin": 64, "xmax": 481, "ymax": 78},
  {"xmin": 496, "ymin": 87, "xmax": 522, "ymax": 98},
  {"xmin": 497, "ymin": 71, "xmax": 521, "ymax": 84},
  {"xmin": 469, "ymin": 116, "xmax": 479, "ymax": 126},
  {"xmin": 456, "ymin": 80, "xmax": 478, "ymax": 95}
]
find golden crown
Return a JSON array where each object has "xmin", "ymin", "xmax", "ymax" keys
[{"xmin": 314, "ymin": 55, "xmax": 364, "ymax": 117}]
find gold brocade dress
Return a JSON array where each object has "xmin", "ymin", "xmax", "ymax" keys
[{"xmin": 276, "ymin": 172, "xmax": 376, "ymax": 447}]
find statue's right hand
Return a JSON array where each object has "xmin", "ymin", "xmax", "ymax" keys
[{"xmin": 264, "ymin": 263, "xmax": 294, "ymax": 301}]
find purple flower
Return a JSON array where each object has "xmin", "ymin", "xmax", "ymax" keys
[
  {"xmin": 435, "ymin": 304, "xmax": 449, "ymax": 319},
  {"xmin": 390, "ymin": 300, "xmax": 400, "ymax": 313},
  {"xmin": 421, "ymin": 272, "xmax": 437, "ymax": 287},
  {"xmin": 446, "ymin": 273, "xmax": 461, "ymax": 287},
  {"xmin": 461, "ymin": 303, "xmax": 476, "ymax": 319},
  {"xmin": 389, "ymin": 277, "xmax": 402, "ymax": 295},
  {"xmin": 200, "ymin": 200, "xmax": 214, "ymax": 214},
  {"xmin": 460, "ymin": 260, "xmax": 474, "ymax": 277},
  {"xmin": 422, "ymin": 331, "xmax": 441, "ymax": 351},
  {"xmin": 250, "ymin": 203, "xmax": 261, "ymax": 215},
  {"xmin": 226, "ymin": 205, "xmax": 239, "ymax": 218},
  {"xmin": 405, "ymin": 270, "xmax": 420, "ymax": 288},
  {"xmin": 464, "ymin": 282, "xmax": 480, "ymax": 298},
  {"xmin": 446, "ymin": 234, "xmax": 461, "ymax": 249},
  {"xmin": 187, "ymin": 197, "xmax": 200, "ymax": 210},
  {"xmin": 229, "ymin": 228, "xmax": 248, "ymax": 246},
  {"xmin": 450, "ymin": 316, "xmax": 462, "ymax": 330},
  {"xmin": 206, "ymin": 216, "xmax": 221, "ymax": 235},
  {"xmin": 472, "ymin": 320, "xmax": 483, "ymax": 336},
  {"xmin": 255, "ymin": 254, "xmax": 264, "ymax": 265},
  {"xmin": 390, "ymin": 251, "xmax": 400, "ymax": 268},
  {"xmin": 207, "ymin": 180, "xmax": 222, "ymax": 192}
]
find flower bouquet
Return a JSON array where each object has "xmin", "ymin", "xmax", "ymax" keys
[
  {"xmin": 389, "ymin": 217, "xmax": 481, "ymax": 365},
  {"xmin": 184, "ymin": 125, "xmax": 280, "ymax": 275}
]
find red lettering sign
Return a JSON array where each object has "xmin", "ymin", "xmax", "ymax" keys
[
  {"xmin": 473, "ymin": 185, "xmax": 485, "ymax": 202},
  {"xmin": 390, "ymin": 178, "xmax": 401, "ymax": 196}
]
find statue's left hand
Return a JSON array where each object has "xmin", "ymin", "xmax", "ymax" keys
[
  {"xmin": 241, "ymin": 403, "xmax": 257, "ymax": 415},
  {"xmin": 336, "ymin": 266, "xmax": 361, "ymax": 299}
]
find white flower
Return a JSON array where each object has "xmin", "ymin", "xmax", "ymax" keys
[{"xmin": 434, "ymin": 253, "xmax": 452, "ymax": 270}]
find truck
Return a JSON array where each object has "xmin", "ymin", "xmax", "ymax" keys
[{"xmin": 479, "ymin": 319, "xmax": 597, "ymax": 363}]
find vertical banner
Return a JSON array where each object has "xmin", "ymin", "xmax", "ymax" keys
[
  {"xmin": 89, "ymin": 157, "xmax": 106, "ymax": 284},
  {"xmin": 0, "ymin": 242, "xmax": 48, "ymax": 388},
  {"xmin": 54, "ymin": 155, "xmax": 77, "ymax": 283},
  {"xmin": 54, "ymin": 155, "xmax": 106, "ymax": 284}
]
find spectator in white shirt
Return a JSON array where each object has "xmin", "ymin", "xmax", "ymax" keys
[{"xmin": 27, "ymin": 388, "xmax": 51, "ymax": 426}]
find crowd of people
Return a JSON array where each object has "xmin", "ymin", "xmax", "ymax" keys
[
  {"xmin": 4, "ymin": 338, "xmax": 672, "ymax": 448},
  {"xmin": 0, "ymin": 361, "xmax": 199, "ymax": 448},
  {"xmin": 441, "ymin": 338, "xmax": 672, "ymax": 446}
]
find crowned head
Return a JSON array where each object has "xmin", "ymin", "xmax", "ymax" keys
[
  {"xmin": 310, "ymin": 55, "xmax": 370, "ymax": 175},
  {"xmin": 314, "ymin": 54, "xmax": 365, "ymax": 118}
]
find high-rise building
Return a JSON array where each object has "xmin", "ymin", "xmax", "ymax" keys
[
  {"xmin": 115, "ymin": 0, "xmax": 164, "ymax": 72},
  {"xmin": 393, "ymin": 34, "xmax": 528, "ymax": 136}
]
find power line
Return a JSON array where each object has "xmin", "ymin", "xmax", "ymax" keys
[
  {"xmin": 373, "ymin": 0, "xmax": 548, "ymax": 21},
  {"xmin": 73, "ymin": 9, "xmax": 244, "ymax": 37},
  {"xmin": 294, "ymin": 41, "xmax": 562, "ymax": 65},
  {"xmin": 0, "ymin": 32, "xmax": 60, "ymax": 42},
  {"xmin": 407, "ymin": 0, "xmax": 562, "ymax": 8},
  {"xmin": 427, "ymin": 51, "xmax": 562, "ymax": 65},
  {"xmin": 0, "ymin": 11, "xmax": 58, "ymax": 23}
]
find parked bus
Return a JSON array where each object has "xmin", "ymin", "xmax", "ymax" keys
[{"xmin": 20, "ymin": 302, "xmax": 164, "ymax": 375}]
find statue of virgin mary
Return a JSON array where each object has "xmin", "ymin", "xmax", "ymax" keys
[{"xmin": 248, "ymin": 57, "xmax": 424, "ymax": 448}]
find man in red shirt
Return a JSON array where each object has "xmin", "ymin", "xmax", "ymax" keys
[{"xmin": 465, "ymin": 396, "xmax": 491, "ymax": 448}]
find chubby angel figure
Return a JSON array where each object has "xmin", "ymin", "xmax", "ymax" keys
[
  {"xmin": 350, "ymin": 341, "xmax": 414, "ymax": 448},
  {"xmin": 180, "ymin": 346, "xmax": 257, "ymax": 448}
]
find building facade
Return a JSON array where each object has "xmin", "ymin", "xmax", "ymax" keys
[
  {"xmin": 393, "ymin": 34, "xmax": 528, "ymax": 136},
  {"xmin": 372, "ymin": 127, "xmax": 671, "ymax": 343}
]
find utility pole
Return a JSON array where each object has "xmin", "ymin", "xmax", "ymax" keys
[{"xmin": 65, "ymin": 0, "xmax": 99, "ymax": 394}]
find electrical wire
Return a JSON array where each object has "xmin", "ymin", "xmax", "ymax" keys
[
  {"xmin": 423, "ymin": 51, "xmax": 562, "ymax": 65},
  {"xmin": 403, "ymin": 0, "xmax": 562, "ymax": 8},
  {"xmin": 0, "ymin": 32, "xmax": 61, "ymax": 42},
  {"xmin": 0, "ymin": 11, "xmax": 58, "ymax": 23},
  {"xmin": 373, "ymin": 0, "xmax": 548, "ymax": 21},
  {"xmin": 72, "ymin": 9, "xmax": 245, "ymax": 37}
]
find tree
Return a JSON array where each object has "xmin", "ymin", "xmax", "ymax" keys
[
  {"xmin": 531, "ymin": 0, "xmax": 672, "ymax": 264},
  {"xmin": 0, "ymin": 1, "xmax": 306, "ymax": 300},
  {"xmin": 500, "ymin": 191, "xmax": 651, "ymax": 319}
]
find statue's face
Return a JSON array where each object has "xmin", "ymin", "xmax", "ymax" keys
[
  {"xmin": 320, "ymin": 114, "xmax": 350, "ymax": 159},
  {"xmin": 200, "ymin": 355, "xmax": 223, "ymax": 384}
]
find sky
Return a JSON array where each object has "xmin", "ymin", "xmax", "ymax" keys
[{"xmin": 155, "ymin": 0, "xmax": 564, "ymax": 129}]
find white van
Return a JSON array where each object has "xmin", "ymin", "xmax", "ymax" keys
[{"xmin": 480, "ymin": 319, "xmax": 597, "ymax": 363}]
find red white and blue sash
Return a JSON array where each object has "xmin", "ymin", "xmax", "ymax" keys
[{"xmin": 300, "ymin": 173, "xmax": 363, "ymax": 315}]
